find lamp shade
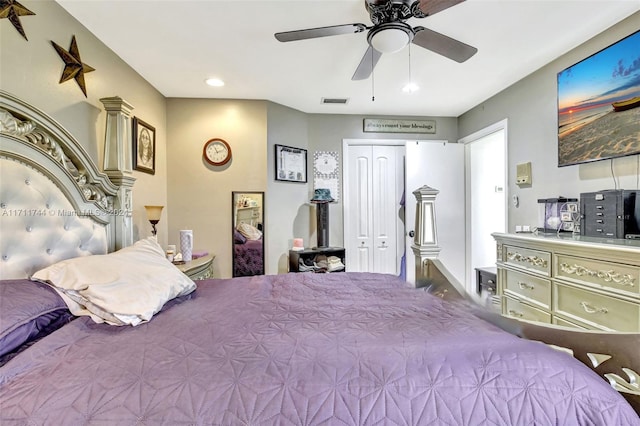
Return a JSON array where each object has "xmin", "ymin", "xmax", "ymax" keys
[{"xmin": 144, "ymin": 205, "xmax": 164, "ymax": 221}]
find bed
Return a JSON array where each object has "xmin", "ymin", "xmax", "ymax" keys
[{"xmin": 1, "ymin": 90, "xmax": 639, "ymax": 424}]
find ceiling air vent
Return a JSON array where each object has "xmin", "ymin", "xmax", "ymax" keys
[{"xmin": 321, "ymin": 98, "xmax": 349, "ymax": 105}]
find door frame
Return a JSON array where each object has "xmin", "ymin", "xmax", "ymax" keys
[
  {"xmin": 343, "ymin": 138, "xmax": 405, "ymax": 273},
  {"xmin": 458, "ymin": 119, "xmax": 508, "ymax": 294}
]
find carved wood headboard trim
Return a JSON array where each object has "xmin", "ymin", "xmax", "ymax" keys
[{"xmin": 0, "ymin": 91, "xmax": 131, "ymax": 278}]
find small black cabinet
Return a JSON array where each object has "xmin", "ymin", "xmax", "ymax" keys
[
  {"xmin": 289, "ymin": 247, "xmax": 346, "ymax": 273},
  {"xmin": 475, "ymin": 266, "xmax": 497, "ymax": 294}
]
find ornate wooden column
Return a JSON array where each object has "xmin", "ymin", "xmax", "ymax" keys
[
  {"xmin": 411, "ymin": 185, "xmax": 441, "ymax": 285},
  {"xmin": 100, "ymin": 96, "xmax": 136, "ymax": 249}
]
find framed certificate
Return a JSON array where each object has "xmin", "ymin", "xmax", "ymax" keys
[{"xmin": 275, "ymin": 144, "xmax": 307, "ymax": 183}]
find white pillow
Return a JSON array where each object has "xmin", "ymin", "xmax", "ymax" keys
[
  {"xmin": 31, "ymin": 237, "xmax": 196, "ymax": 326},
  {"xmin": 237, "ymin": 222, "xmax": 262, "ymax": 241}
]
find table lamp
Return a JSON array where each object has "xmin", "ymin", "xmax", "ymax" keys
[{"xmin": 144, "ymin": 205, "xmax": 164, "ymax": 236}]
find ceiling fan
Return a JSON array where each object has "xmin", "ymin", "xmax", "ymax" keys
[{"xmin": 274, "ymin": 0, "xmax": 477, "ymax": 81}]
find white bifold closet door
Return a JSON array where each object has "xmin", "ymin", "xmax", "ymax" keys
[{"xmin": 346, "ymin": 145, "xmax": 400, "ymax": 274}]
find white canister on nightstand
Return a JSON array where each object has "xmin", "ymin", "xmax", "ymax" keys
[{"xmin": 180, "ymin": 230, "xmax": 193, "ymax": 262}]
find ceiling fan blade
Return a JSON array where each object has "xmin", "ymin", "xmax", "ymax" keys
[
  {"xmin": 412, "ymin": 27, "xmax": 477, "ymax": 63},
  {"xmin": 416, "ymin": 0, "xmax": 466, "ymax": 17},
  {"xmin": 352, "ymin": 46, "xmax": 383, "ymax": 81},
  {"xmin": 275, "ymin": 23, "xmax": 367, "ymax": 42}
]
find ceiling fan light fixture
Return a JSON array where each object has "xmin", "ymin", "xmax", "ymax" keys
[{"xmin": 367, "ymin": 23, "xmax": 413, "ymax": 54}]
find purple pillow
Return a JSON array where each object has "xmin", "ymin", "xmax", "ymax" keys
[
  {"xmin": 234, "ymin": 229, "xmax": 247, "ymax": 244},
  {"xmin": 0, "ymin": 279, "xmax": 72, "ymax": 358}
]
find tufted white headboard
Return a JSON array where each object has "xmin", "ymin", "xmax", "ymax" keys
[{"xmin": 0, "ymin": 91, "xmax": 130, "ymax": 279}]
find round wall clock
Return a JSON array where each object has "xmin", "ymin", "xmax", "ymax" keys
[{"xmin": 203, "ymin": 138, "xmax": 232, "ymax": 166}]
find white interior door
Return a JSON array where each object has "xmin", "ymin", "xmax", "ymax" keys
[
  {"xmin": 462, "ymin": 121, "xmax": 507, "ymax": 294},
  {"xmin": 371, "ymin": 146, "xmax": 399, "ymax": 273},
  {"xmin": 346, "ymin": 145, "xmax": 374, "ymax": 272},
  {"xmin": 405, "ymin": 141, "xmax": 465, "ymax": 285},
  {"xmin": 344, "ymin": 142, "xmax": 402, "ymax": 274}
]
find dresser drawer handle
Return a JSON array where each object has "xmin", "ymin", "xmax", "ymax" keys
[
  {"xmin": 518, "ymin": 281, "xmax": 534, "ymax": 290},
  {"xmin": 508, "ymin": 310, "xmax": 524, "ymax": 318},
  {"xmin": 580, "ymin": 301, "xmax": 608, "ymax": 315}
]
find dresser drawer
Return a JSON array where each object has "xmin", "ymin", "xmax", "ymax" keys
[
  {"xmin": 503, "ymin": 245, "xmax": 551, "ymax": 276},
  {"xmin": 554, "ymin": 283, "xmax": 640, "ymax": 332},
  {"xmin": 555, "ymin": 254, "xmax": 639, "ymax": 296},
  {"xmin": 552, "ymin": 316, "xmax": 589, "ymax": 330},
  {"xmin": 504, "ymin": 296, "xmax": 551, "ymax": 323},
  {"xmin": 504, "ymin": 269, "xmax": 551, "ymax": 309}
]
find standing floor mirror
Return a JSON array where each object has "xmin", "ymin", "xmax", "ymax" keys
[{"xmin": 232, "ymin": 191, "xmax": 265, "ymax": 277}]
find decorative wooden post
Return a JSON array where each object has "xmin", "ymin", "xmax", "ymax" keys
[
  {"xmin": 411, "ymin": 185, "xmax": 441, "ymax": 285},
  {"xmin": 100, "ymin": 96, "xmax": 136, "ymax": 249}
]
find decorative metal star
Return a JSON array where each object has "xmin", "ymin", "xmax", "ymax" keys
[
  {"xmin": 51, "ymin": 35, "xmax": 95, "ymax": 97},
  {"xmin": 0, "ymin": 0, "xmax": 35, "ymax": 41}
]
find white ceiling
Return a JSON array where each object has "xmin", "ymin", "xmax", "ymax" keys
[{"xmin": 56, "ymin": 0, "xmax": 639, "ymax": 117}]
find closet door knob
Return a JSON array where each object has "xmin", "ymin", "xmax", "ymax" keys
[{"xmin": 408, "ymin": 230, "xmax": 415, "ymax": 238}]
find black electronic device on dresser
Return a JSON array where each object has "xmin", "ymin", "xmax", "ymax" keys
[{"xmin": 580, "ymin": 190, "xmax": 640, "ymax": 239}]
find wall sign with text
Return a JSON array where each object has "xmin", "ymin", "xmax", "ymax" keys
[{"xmin": 363, "ymin": 118, "xmax": 436, "ymax": 134}]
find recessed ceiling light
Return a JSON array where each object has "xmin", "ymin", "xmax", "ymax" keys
[
  {"xmin": 402, "ymin": 83, "xmax": 419, "ymax": 93},
  {"xmin": 205, "ymin": 78, "xmax": 225, "ymax": 87}
]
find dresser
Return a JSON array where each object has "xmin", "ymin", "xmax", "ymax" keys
[
  {"xmin": 493, "ymin": 233, "xmax": 640, "ymax": 331},
  {"xmin": 235, "ymin": 206, "xmax": 261, "ymax": 227}
]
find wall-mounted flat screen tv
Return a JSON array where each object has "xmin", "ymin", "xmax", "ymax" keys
[{"xmin": 557, "ymin": 30, "xmax": 640, "ymax": 167}]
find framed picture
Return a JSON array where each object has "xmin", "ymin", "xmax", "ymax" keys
[
  {"xmin": 133, "ymin": 117, "xmax": 156, "ymax": 175},
  {"xmin": 275, "ymin": 144, "xmax": 307, "ymax": 183}
]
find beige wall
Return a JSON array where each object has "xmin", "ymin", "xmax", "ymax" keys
[
  {"xmin": 0, "ymin": 0, "xmax": 169, "ymax": 246},
  {"xmin": 458, "ymin": 13, "xmax": 640, "ymax": 231},
  {"xmin": 166, "ymin": 98, "xmax": 268, "ymax": 278}
]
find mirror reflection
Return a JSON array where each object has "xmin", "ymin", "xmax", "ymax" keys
[{"xmin": 232, "ymin": 191, "xmax": 264, "ymax": 277}]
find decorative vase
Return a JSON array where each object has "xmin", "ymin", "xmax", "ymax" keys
[{"xmin": 180, "ymin": 230, "xmax": 193, "ymax": 262}]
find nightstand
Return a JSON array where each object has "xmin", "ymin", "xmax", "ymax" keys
[
  {"xmin": 175, "ymin": 254, "xmax": 215, "ymax": 280},
  {"xmin": 475, "ymin": 266, "xmax": 497, "ymax": 294}
]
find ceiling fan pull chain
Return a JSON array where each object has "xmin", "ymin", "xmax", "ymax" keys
[
  {"xmin": 371, "ymin": 48, "xmax": 375, "ymax": 102},
  {"xmin": 408, "ymin": 43, "xmax": 412, "ymax": 84}
]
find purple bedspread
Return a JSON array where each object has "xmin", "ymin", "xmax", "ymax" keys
[
  {"xmin": 1, "ymin": 273, "xmax": 637, "ymax": 424},
  {"xmin": 234, "ymin": 239, "xmax": 263, "ymax": 276}
]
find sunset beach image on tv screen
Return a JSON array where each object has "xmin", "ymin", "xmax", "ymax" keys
[{"xmin": 557, "ymin": 30, "xmax": 640, "ymax": 167}]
